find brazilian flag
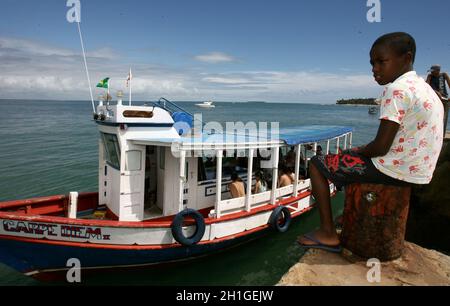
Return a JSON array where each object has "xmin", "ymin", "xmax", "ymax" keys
[{"xmin": 96, "ymin": 78, "xmax": 110, "ymax": 89}]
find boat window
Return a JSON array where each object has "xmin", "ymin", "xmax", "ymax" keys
[
  {"xmin": 123, "ymin": 110, "xmax": 153, "ymax": 118},
  {"xmin": 198, "ymin": 157, "xmax": 217, "ymax": 181},
  {"xmin": 197, "ymin": 155, "xmax": 250, "ymax": 182},
  {"xmin": 101, "ymin": 133, "xmax": 121, "ymax": 170},
  {"xmin": 125, "ymin": 150, "xmax": 142, "ymax": 171}
]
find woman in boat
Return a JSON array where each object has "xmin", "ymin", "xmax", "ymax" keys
[
  {"xmin": 228, "ymin": 172, "xmax": 246, "ymax": 198},
  {"xmin": 278, "ymin": 166, "xmax": 295, "ymax": 188},
  {"xmin": 253, "ymin": 171, "xmax": 268, "ymax": 194}
]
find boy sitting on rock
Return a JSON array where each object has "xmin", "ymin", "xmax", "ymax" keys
[{"xmin": 297, "ymin": 32, "xmax": 444, "ymax": 253}]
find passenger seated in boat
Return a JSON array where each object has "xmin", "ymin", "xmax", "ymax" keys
[
  {"xmin": 253, "ymin": 171, "xmax": 268, "ymax": 194},
  {"xmin": 278, "ymin": 167, "xmax": 295, "ymax": 188},
  {"xmin": 316, "ymin": 145, "xmax": 323, "ymax": 156},
  {"xmin": 285, "ymin": 146, "xmax": 296, "ymax": 168},
  {"xmin": 297, "ymin": 32, "xmax": 444, "ymax": 253},
  {"xmin": 229, "ymin": 172, "xmax": 246, "ymax": 198}
]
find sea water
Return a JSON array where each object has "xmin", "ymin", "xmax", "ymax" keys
[{"xmin": 0, "ymin": 100, "xmax": 446, "ymax": 285}]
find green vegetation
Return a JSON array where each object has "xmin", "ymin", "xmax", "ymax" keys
[{"xmin": 337, "ymin": 98, "xmax": 378, "ymax": 105}]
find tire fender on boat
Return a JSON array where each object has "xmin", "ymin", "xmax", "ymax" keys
[
  {"xmin": 171, "ymin": 209, "xmax": 206, "ymax": 246},
  {"xmin": 269, "ymin": 206, "xmax": 292, "ymax": 233}
]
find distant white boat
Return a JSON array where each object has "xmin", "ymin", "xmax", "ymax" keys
[
  {"xmin": 196, "ymin": 101, "xmax": 215, "ymax": 109},
  {"xmin": 368, "ymin": 106, "xmax": 378, "ymax": 115}
]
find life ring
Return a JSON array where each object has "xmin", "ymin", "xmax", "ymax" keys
[
  {"xmin": 269, "ymin": 206, "xmax": 292, "ymax": 233},
  {"xmin": 171, "ymin": 209, "xmax": 206, "ymax": 246}
]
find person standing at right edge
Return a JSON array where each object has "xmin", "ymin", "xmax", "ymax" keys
[{"xmin": 426, "ymin": 65, "xmax": 450, "ymax": 135}]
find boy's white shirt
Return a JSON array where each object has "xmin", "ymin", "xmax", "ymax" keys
[{"xmin": 372, "ymin": 71, "xmax": 444, "ymax": 184}]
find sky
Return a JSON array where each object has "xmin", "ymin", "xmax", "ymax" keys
[{"xmin": 0, "ymin": 0, "xmax": 449, "ymax": 103}]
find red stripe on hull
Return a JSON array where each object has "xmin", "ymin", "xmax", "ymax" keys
[
  {"xmin": 0, "ymin": 190, "xmax": 314, "ymax": 228},
  {"xmin": 0, "ymin": 198, "xmax": 320, "ymax": 251}
]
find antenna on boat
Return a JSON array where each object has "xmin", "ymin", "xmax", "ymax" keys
[{"xmin": 66, "ymin": 0, "xmax": 96, "ymax": 114}]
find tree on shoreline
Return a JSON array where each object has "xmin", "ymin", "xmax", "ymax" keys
[{"xmin": 336, "ymin": 98, "xmax": 378, "ymax": 105}]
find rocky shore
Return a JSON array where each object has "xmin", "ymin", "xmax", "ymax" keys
[{"xmin": 278, "ymin": 242, "xmax": 450, "ymax": 286}]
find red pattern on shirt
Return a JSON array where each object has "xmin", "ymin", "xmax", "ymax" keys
[
  {"xmin": 419, "ymin": 139, "xmax": 428, "ymax": 148},
  {"xmin": 417, "ymin": 121, "xmax": 428, "ymax": 130},
  {"xmin": 393, "ymin": 90, "xmax": 404, "ymax": 99},
  {"xmin": 423, "ymin": 101, "xmax": 432, "ymax": 111},
  {"xmin": 393, "ymin": 160, "xmax": 404, "ymax": 167},
  {"xmin": 409, "ymin": 165, "xmax": 419, "ymax": 174}
]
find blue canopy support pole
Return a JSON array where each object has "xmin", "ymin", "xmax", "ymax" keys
[
  {"xmin": 215, "ymin": 150, "xmax": 223, "ymax": 219},
  {"xmin": 293, "ymin": 144, "xmax": 301, "ymax": 197},
  {"xmin": 178, "ymin": 151, "xmax": 186, "ymax": 213},
  {"xmin": 326, "ymin": 140, "xmax": 330, "ymax": 155},
  {"xmin": 336, "ymin": 137, "xmax": 340, "ymax": 154},
  {"xmin": 344, "ymin": 134, "xmax": 348, "ymax": 150},
  {"xmin": 349, "ymin": 133, "xmax": 353, "ymax": 149},
  {"xmin": 245, "ymin": 149, "xmax": 254, "ymax": 212},
  {"xmin": 304, "ymin": 145, "xmax": 310, "ymax": 178},
  {"xmin": 270, "ymin": 147, "xmax": 280, "ymax": 205}
]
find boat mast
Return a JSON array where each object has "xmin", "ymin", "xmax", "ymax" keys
[{"xmin": 67, "ymin": 1, "xmax": 95, "ymax": 113}]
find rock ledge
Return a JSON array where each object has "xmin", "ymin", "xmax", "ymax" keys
[{"xmin": 278, "ymin": 242, "xmax": 450, "ymax": 286}]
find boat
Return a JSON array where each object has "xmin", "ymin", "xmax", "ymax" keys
[
  {"xmin": 0, "ymin": 96, "xmax": 353, "ymax": 279},
  {"xmin": 195, "ymin": 101, "xmax": 215, "ymax": 108},
  {"xmin": 368, "ymin": 106, "xmax": 378, "ymax": 115}
]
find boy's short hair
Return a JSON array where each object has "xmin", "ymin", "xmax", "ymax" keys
[{"xmin": 372, "ymin": 32, "xmax": 416, "ymax": 64}]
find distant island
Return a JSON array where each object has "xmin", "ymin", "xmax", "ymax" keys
[{"xmin": 337, "ymin": 98, "xmax": 378, "ymax": 105}]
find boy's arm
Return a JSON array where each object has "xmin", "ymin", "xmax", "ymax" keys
[
  {"xmin": 357, "ymin": 120, "xmax": 400, "ymax": 158},
  {"xmin": 445, "ymin": 73, "xmax": 450, "ymax": 90},
  {"xmin": 425, "ymin": 74, "xmax": 432, "ymax": 84}
]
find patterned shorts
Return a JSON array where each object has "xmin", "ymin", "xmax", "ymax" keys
[{"xmin": 310, "ymin": 149, "xmax": 411, "ymax": 189}]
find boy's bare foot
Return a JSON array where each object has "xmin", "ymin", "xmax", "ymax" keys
[{"xmin": 297, "ymin": 229, "xmax": 340, "ymax": 247}]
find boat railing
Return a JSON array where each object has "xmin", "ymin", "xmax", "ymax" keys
[
  {"xmin": 214, "ymin": 180, "xmax": 310, "ymax": 217},
  {"xmin": 208, "ymin": 131, "xmax": 353, "ymax": 218},
  {"xmin": 0, "ymin": 192, "xmax": 98, "ymax": 217},
  {"xmin": 151, "ymin": 97, "xmax": 205, "ymax": 127}
]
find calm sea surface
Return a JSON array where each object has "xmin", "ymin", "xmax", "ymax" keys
[{"xmin": 0, "ymin": 99, "xmax": 446, "ymax": 285}]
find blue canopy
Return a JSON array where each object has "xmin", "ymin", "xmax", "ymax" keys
[
  {"xmin": 130, "ymin": 125, "xmax": 353, "ymax": 147},
  {"xmin": 279, "ymin": 126, "xmax": 353, "ymax": 146}
]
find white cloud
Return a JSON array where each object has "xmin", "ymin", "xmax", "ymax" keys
[
  {"xmin": 0, "ymin": 37, "xmax": 381, "ymax": 103},
  {"xmin": 194, "ymin": 52, "xmax": 236, "ymax": 64},
  {"xmin": 0, "ymin": 37, "xmax": 119, "ymax": 60}
]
